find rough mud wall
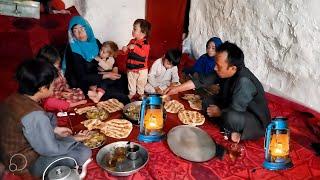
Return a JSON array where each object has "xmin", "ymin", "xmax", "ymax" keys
[{"xmin": 187, "ymin": 0, "xmax": 320, "ymax": 112}]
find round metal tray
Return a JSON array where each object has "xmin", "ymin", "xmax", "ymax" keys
[
  {"xmin": 123, "ymin": 101, "xmax": 142, "ymax": 125},
  {"xmin": 96, "ymin": 141, "xmax": 149, "ymax": 176},
  {"xmin": 167, "ymin": 125, "xmax": 216, "ymax": 162}
]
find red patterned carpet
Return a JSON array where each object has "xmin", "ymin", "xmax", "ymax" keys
[{"xmin": 1, "ymin": 8, "xmax": 320, "ymax": 180}]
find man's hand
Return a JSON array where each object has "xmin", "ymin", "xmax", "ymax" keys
[
  {"xmin": 207, "ymin": 105, "xmax": 222, "ymax": 117},
  {"xmin": 54, "ymin": 127, "xmax": 72, "ymax": 137},
  {"xmin": 73, "ymin": 130, "xmax": 90, "ymax": 142},
  {"xmin": 99, "ymin": 72, "xmax": 121, "ymax": 80},
  {"xmin": 164, "ymin": 86, "xmax": 179, "ymax": 95}
]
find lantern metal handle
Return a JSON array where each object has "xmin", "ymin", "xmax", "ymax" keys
[
  {"xmin": 264, "ymin": 122, "xmax": 274, "ymax": 160},
  {"xmin": 139, "ymin": 97, "xmax": 148, "ymax": 133}
]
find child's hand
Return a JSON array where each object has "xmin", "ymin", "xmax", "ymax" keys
[
  {"xmin": 54, "ymin": 127, "xmax": 72, "ymax": 137},
  {"xmin": 170, "ymin": 82, "xmax": 180, "ymax": 87},
  {"xmin": 128, "ymin": 44, "xmax": 135, "ymax": 50},
  {"xmin": 73, "ymin": 130, "xmax": 90, "ymax": 142},
  {"xmin": 95, "ymin": 56, "xmax": 102, "ymax": 62},
  {"xmin": 122, "ymin": 46, "xmax": 128, "ymax": 52},
  {"xmin": 97, "ymin": 66, "xmax": 105, "ymax": 72},
  {"xmin": 155, "ymin": 87, "xmax": 163, "ymax": 94}
]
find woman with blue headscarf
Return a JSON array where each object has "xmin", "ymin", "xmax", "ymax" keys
[
  {"xmin": 63, "ymin": 16, "xmax": 129, "ymax": 104},
  {"xmin": 184, "ymin": 37, "xmax": 223, "ymax": 77}
]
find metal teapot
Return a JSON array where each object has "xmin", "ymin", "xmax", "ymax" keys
[{"xmin": 42, "ymin": 157, "xmax": 92, "ymax": 180}]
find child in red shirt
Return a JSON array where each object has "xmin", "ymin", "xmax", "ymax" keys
[
  {"xmin": 37, "ymin": 45, "xmax": 87, "ymax": 111},
  {"xmin": 122, "ymin": 19, "xmax": 151, "ymax": 99}
]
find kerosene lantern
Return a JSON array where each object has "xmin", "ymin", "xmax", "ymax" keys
[
  {"xmin": 138, "ymin": 94, "xmax": 165, "ymax": 142},
  {"xmin": 263, "ymin": 117, "xmax": 293, "ymax": 170}
]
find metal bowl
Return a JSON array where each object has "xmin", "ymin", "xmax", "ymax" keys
[
  {"xmin": 96, "ymin": 141, "xmax": 149, "ymax": 176},
  {"xmin": 123, "ymin": 101, "xmax": 142, "ymax": 125},
  {"xmin": 167, "ymin": 125, "xmax": 216, "ymax": 162}
]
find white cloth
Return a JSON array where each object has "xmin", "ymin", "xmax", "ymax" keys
[
  {"xmin": 145, "ymin": 58, "xmax": 179, "ymax": 93},
  {"xmin": 98, "ymin": 57, "xmax": 115, "ymax": 71}
]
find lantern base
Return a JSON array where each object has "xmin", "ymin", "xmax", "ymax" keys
[
  {"xmin": 138, "ymin": 133, "xmax": 165, "ymax": 143},
  {"xmin": 263, "ymin": 158, "xmax": 293, "ymax": 170}
]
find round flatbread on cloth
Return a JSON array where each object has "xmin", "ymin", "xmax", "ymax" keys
[
  {"xmin": 99, "ymin": 119, "xmax": 133, "ymax": 139},
  {"xmin": 164, "ymin": 100, "xmax": 184, "ymax": 113},
  {"xmin": 178, "ymin": 110, "xmax": 205, "ymax": 126},
  {"xmin": 167, "ymin": 125, "xmax": 216, "ymax": 162}
]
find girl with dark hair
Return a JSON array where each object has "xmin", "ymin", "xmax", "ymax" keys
[
  {"xmin": 184, "ymin": 37, "xmax": 223, "ymax": 78},
  {"xmin": 37, "ymin": 45, "xmax": 87, "ymax": 111}
]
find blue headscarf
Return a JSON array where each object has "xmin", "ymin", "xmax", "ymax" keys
[
  {"xmin": 62, "ymin": 16, "xmax": 99, "ymax": 71},
  {"xmin": 193, "ymin": 37, "xmax": 223, "ymax": 75},
  {"xmin": 206, "ymin": 37, "xmax": 223, "ymax": 49}
]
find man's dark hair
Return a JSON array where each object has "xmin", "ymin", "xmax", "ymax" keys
[
  {"xmin": 15, "ymin": 60, "xmax": 58, "ymax": 96},
  {"xmin": 36, "ymin": 45, "xmax": 61, "ymax": 65},
  {"xmin": 134, "ymin": 19, "xmax": 151, "ymax": 39},
  {"xmin": 216, "ymin": 41, "xmax": 245, "ymax": 69},
  {"xmin": 165, "ymin": 49, "xmax": 182, "ymax": 66}
]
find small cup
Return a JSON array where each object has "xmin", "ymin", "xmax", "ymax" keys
[{"xmin": 126, "ymin": 145, "xmax": 140, "ymax": 160}]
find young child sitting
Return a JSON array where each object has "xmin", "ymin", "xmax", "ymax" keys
[
  {"xmin": 0, "ymin": 60, "xmax": 91, "ymax": 177},
  {"xmin": 88, "ymin": 41, "xmax": 120, "ymax": 103},
  {"xmin": 145, "ymin": 49, "xmax": 182, "ymax": 94},
  {"xmin": 37, "ymin": 45, "xmax": 87, "ymax": 111},
  {"xmin": 122, "ymin": 19, "xmax": 151, "ymax": 99},
  {"xmin": 183, "ymin": 37, "xmax": 223, "ymax": 78}
]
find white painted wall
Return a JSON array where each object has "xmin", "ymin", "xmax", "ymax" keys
[
  {"xmin": 187, "ymin": 0, "xmax": 320, "ymax": 112},
  {"xmin": 63, "ymin": 0, "xmax": 146, "ymax": 47}
]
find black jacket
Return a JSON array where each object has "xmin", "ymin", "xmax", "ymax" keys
[
  {"xmin": 64, "ymin": 39, "xmax": 102, "ymax": 94},
  {"xmin": 193, "ymin": 67, "xmax": 271, "ymax": 128}
]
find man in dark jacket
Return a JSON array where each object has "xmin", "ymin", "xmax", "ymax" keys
[{"xmin": 165, "ymin": 41, "xmax": 270, "ymax": 142}]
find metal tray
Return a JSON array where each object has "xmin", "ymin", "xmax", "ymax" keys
[
  {"xmin": 123, "ymin": 101, "xmax": 142, "ymax": 125},
  {"xmin": 96, "ymin": 141, "xmax": 149, "ymax": 176},
  {"xmin": 167, "ymin": 125, "xmax": 216, "ymax": 162}
]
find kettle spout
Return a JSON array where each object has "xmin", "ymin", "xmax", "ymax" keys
[{"xmin": 79, "ymin": 158, "xmax": 92, "ymax": 179}]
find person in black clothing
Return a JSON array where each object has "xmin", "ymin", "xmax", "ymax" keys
[
  {"xmin": 165, "ymin": 41, "xmax": 271, "ymax": 143},
  {"xmin": 62, "ymin": 16, "xmax": 129, "ymax": 104}
]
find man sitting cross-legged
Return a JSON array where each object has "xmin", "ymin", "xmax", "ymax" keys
[{"xmin": 165, "ymin": 41, "xmax": 271, "ymax": 143}]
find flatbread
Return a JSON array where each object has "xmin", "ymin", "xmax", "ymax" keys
[
  {"xmin": 74, "ymin": 106, "xmax": 97, "ymax": 115},
  {"xmin": 99, "ymin": 119, "xmax": 133, "ymax": 139},
  {"xmin": 97, "ymin": 99, "xmax": 124, "ymax": 113},
  {"xmin": 181, "ymin": 94, "xmax": 201, "ymax": 101},
  {"xmin": 188, "ymin": 100, "xmax": 202, "ymax": 111},
  {"xmin": 164, "ymin": 100, "xmax": 185, "ymax": 113},
  {"xmin": 81, "ymin": 119, "xmax": 103, "ymax": 130},
  {"xmin": 178, "ymin": 110, "xmax": 205, "ymax": 126}
]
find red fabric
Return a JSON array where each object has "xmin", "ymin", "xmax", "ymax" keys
[
  {"xmin": 43, "ymin": 97, "xmax": 70, "ymax": 111},
  {"xmin": 1, "ymin": 6, "xmax": 320, "ymax": 180},
  {"xmin": 146, "ymin": 0, "xmax": 187, "ymax": 60},
  {"xmin": 50, "ymin": 0, "xmax": 66, "ymax": 10}
]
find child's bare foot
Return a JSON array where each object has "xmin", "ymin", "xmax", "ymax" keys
[
  {"xmin": 138, "ymin": 94, "xmax": 146, "ymax": 100},
  {"xmin": 93, "ymin": 89, "xmax": 105, "ymax": 103},
  {"xmin": 88, "ymin": 90, "xmax": 98, "ymax": 103},
  {"xmin": 88, "ymin": 90, "xmax": 97, "ymax": 97},
  {"xmin": 231, "ymin": 132, "xmax": 241, "ymax": 143},
  {"xmin": 128, "ymin": 94, "xmax": 135, "ymax": 100}
]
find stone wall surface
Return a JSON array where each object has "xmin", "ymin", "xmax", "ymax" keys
[{"xmin": 187, "ymin": 0, "xmax": 320, "ymax": 112}]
